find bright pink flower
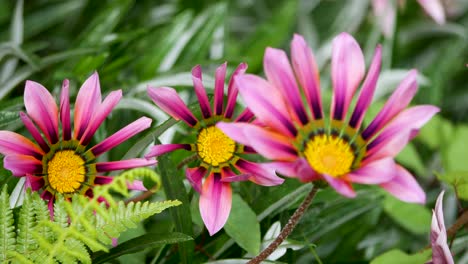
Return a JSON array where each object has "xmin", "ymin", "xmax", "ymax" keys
[
  {"xmin": 218, "ymin": 33, "xmax": 438, "ymax": 203},
  {"xmin": 0, "ymin": 72, "xmax": 155, "ymax": 211},
  {"xmin": 146, "ymin": 63, "xmax": 284, "ymax": 235},
  {"xmin": 427, "ymin": 191, "xmax": 454, "ymax": 264}
]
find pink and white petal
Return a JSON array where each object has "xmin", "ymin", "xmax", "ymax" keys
[
  {"xmin": 20, "ymin": 112, "xmax": 49, "ymax": 152},
  {"xmin": 291, "ymin": 34, "xmax": 323, "ymax": 119},
  {"xmin": 362, "ymin": 70, "xmax": 418, "ymax": 140},
  {"xmin": 433, "ymin": 231, "xmax": 454, "ymax": 264},
  {"xmin": 60, "ymin": 79, "xmax": 72, "ymax": 141},
  {"xmin": 347, "ymin": 158, "xmax": 396, "ymax": 184},
  {"xmin": 217, "ymin": 122, "xmax": 297, "ymax": 160},
  {"xmin": 127, "ymin": 180, "xmax": 147, "ymax": 191},
  {"xmin": 380, "ymin": 165, "xmax": 426, "ymax": 204},
  {"xmin": 199, "ymin": 173, "xmax": 232, "ymax": 236},
  {"xmin": 349, "ymin": 45, "xmax": 383, "ymax": 129},
  {"xmin": 147, "ymin": 86, "xmax": 198, "ymax": 126},
  {"xmin": 145, "ymin": 144, "xmax": 191, "ymax": 158},
  {"xmin": 366, "ymin": 105, "xmax": 440, "ymax": 162},
  {"xmin": 322, "ymin": 174, "xmax": 357, "ymax": 198},
  {"xmin": 74, "ymin": 72, "xmax": 102, "ymax": 140},
  {"xmin": 268, "ymin": 158, "xmax": 320, "ymax": 182},
  {"xmin": 213, "ymin": 62, "xmax": 227, "ymax": 115},
  {"xmin": 25, "ymin": 174, "xmax": 44, "ymax": 191},
  {"xmin": 186, "ymin": 167, "xmax": 207, "ymax": 193},
  {"xmin": 90, "ymin": 117, "xmax": 152, "ymax": 157},
  {"xmin": 417, "ymin": 0, "xmax": 446, "ymax": 24},
  {"xmin": 24, "ymin": 80, "xmax": 59, "ymax": 144},
  {"xmin": 372, "ymin": 0, "xmax": 396, "ymax": 37},
  {"xmin": 236, "ymin": 74, "xmax": 297, "ymax": 136},
  {"xmin": 264, "ymin": 47, "xmax": 308, "ymax": 124},
  {"xmin": 95, "ymin": 158, "xmax": 157, "ymax": 172},
  {"xmin": 225, "ymin": 63, "xmax": 248, "ymax": 118},
  {"xmin": 330, "ymin": 32, "xmax": 365, "ymax": 121},
  {"xmin": 0, "ymin": 131, "xmax": 44, "ymax": 157},
  {"xmin": 4, "ymin": 154, "xmax": 42, "ymax": 177},
  {"xmin": 235, "ymin": 159, "xmax": 284, "ymax": 186},
  {"xmin": 192, "ymin": 65, "xmax": 212, "ymax": 119},
  {"xmin": 94, "ymin": 176, "xmax": 114, "ymax": 185},
  {"xmin": 80, "ymin": 90, "xmax": 122, "ymax": 146},
  {"xmin": 434, "ymin": 191, "xmax": 446, "ymax": 233}
]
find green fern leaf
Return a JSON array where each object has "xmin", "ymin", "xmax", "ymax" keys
[
  {"xmin": 0, "ymin": 185, "xmax": 16, "ymax": 263},
  {"xmin": 16, "ymin": 192, "xmax": 39, "ymax": 258}
]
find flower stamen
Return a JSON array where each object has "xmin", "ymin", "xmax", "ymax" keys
[
  {"xmin": 196, "ymin": 126, "xmax": 235, "ymax": 167},
  {"xmin": 46, "ymin": 150, "xmax": 86, "ymax": 194}
]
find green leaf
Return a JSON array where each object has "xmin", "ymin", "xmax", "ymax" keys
[
  {"xmin": 0, "ymin": 111, "xmax": 20, "ymax": 129},
  {"xmin": 157, "ymin": 153, "xmax": 194, "ymax": 264},
  {"xmin": 370, "ymin": 249, "xmax": 432, "ymax": 264},
  {"xmin": 0, "ymin": 185, "xmax": 16, "ymax": 263},
  {"xmin": 383, "ymin": 195, "xmax": 431, "ymax": 235},
  {"xmin": 418, "ymin": 115, "xmax": 454, "ymax": 150},
  {"xmin": 396, "ymin": 143, "xmax": 426, "ymax": 177},
  {"xmin": 92, "ymin": 232, "xmax": 193, "ymax": 264},
  {"xmin": 444, "ymin": 125, "xmax": 468, "ymax": 171},
  {"xmin": 437, "ymin": 171, "xmax": 468, "ymax": 200},
  {"xmin": 224, "ymin": 194, "xmax": 261, "ymax": 255}
]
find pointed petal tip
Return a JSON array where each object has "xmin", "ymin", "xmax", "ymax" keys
[{"xmin": 192, "ymin": 64, "xmax": 202, "ymax": 78}]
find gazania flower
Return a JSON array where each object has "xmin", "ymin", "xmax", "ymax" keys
[
  {"xmin": 427, "ymin": 191, "xmax": 454, "ymax": 264},
  {"xmin": 0, "ymin": 72, "xmax": 155, "ymax": 209},
  {"xmin": 218, "ymin": 33, "xmax": 439, "ymax": 203},
  {"xmin": 146, "ymin": 63, "xmax": 284, "ymax": 235}
]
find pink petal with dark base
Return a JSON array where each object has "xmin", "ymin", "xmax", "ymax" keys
[
  {"xmin": 264, "ymin": 48, "xmax": 308, "ymax": 124},
  {"xmin": 199, "ymin": 173, "xmax": 232, "ymax": 236},
  {"xmin": 0, "ymin": 131, "xmax": 44, "ymax": 157},
  {"xmin": 147, "ymin": 86, "xmax": 197, "ymax": 126},
  {"xmin": 347, "ymin": 158, "xmax": 396, "ymax": 184},
  {"xmin": 380, "ymin": 165, "xmax": 425, "ymax": 204},
  {"xmin": 291, "ymin": 34, "xmax": 322, "ymax": 119},
  {"xmin": 213, "ymin": 63, "xmax": 227, "ymax": 115},
  {"xmin": 80, "ymin": 90, "xmax": 122, "ymax": 146},
  {"xmin": 60, "ymin": 79, "xmax": 72, "ymax": 140},
  {"xmin": 225, "ymin": 63, "xmax": 248, "ymax": 118},
  {"xmin": 220, "ymin": 167, "xmax": 250, "ymax": 183},
  {"xmin": 20, "ymin": 112, "xmax": 49, "ymax": 152},
  {"xmin": 95, "ymin": 158, "xmax": 157, "ymax": 172},
  {"xmin": 94, "ymin": 176, "xmax": 114, "ymax": 185},
  {"xmin": 348, "ymin": 45, "xmax": 382, "ymax": 129},
  {"xmin": 322, "ymin": 174, "xmax": 357, "ymax": 198},
  {"xmin": 235, "ymin": 108, "xmax": 254, "ymax": 122},
  {"xmin": 192, "ymin": 65, "xmax": 212, "ymax": 119},
  {"xmin": 91, "ymin": 117, "xmax": 152, "ymax": 157},
  {"xmin": 4, "ymin": 154, "xmax": 42, "ymax": 177},
  {"xmin": 268, "ymin": 158, "xmax": 320, "ymax": 182},
  {"xmin": 186, "ymin": 167, "xmax": 207, "ymax": 193},
  {"xmin": 74, "ymin": 72, "xmax": 102, "ymax": 140},
  {"xmin": 24, "ymin": 80, "xmax": 59, "ymax": 144},
  {"xmin": 330, "ymin": 32, "xmax": 365, "ymax": 121},
  {"xmin": 145, "ymin": 144, "xmax": 191, "ymax": 159},
  {"xmin": 362, "ymin": 70, "xmax": 418, "ymax": 140},
  {"xmin": 236, "ymin": 159, "xmax": 284, "ymax": 186},
  {"xmin": 25, "ymin": 174, "xmax": 44, "ymax": 191}
]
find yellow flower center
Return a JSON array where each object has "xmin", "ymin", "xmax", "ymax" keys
[
  {"xmin": 304, "ymin": 134, "xmax": 355, "ymax": 177},
  {"xmin": 47, "ymin": 150, "xmax": 86, "ymax": 194},
  {"xmin": 196, "ymin": 126, "xmax": 236, "ymax": 167}
]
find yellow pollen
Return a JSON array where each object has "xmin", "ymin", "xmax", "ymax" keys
[
  {"xmin": 197, "ymin": 126, "xmax": 236, "ymax": 167},
  {"xmin": 304, "ymin": 134, "xmax": 355, "ymax": 177},
  {"xmin": 47, "ymin": 150, "xmax": 86, "ymax": 194}
]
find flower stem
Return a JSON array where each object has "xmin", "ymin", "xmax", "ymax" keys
[
  {"xmin": 447, "ymin": 209, "xmax": 468, "ymax": 238},
  {"xmin": 248, "ymin": 185, "xmax": 320, "ymax": 264}
]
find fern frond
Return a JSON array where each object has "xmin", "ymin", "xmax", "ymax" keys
[
  {"xmin": 0, "ymin": 185, "xmax": 16, "ymax": 263},
  {"xmin": 16, "ymin": 192, "xmax": 39, "ymax": 258}
]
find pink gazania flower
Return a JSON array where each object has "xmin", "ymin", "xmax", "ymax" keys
[
  {"xmin": 0, "ymin": 72, "xmax": 155, "ymax": 210},
  {"xmin": 427, "ymin": 191, "xmax": 454, "ymax": 264},
  {"xmin": 218, "ymin": 33, "xmax": 439, "ymax": 203},
  {"xmin": 373, "ymin": 0, "xmax": 446, "ymax": 37},
  {"xmin": 146, "ymin": 63, "xmax": 284, "ymax": 235}
]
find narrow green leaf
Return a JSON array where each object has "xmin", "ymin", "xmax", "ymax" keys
[
  {"xmin": 92, "ymin": 232, "xmax": 193, "ymax": 264},
  {"xmin": 370, "ymin": 249, "xmax": 432, "ymax": 264},
  {"xmin": 383, "ymin": 195, "xmax": 431, "ymax": 234},
  {"xmin": 437, "ymin": 171, "xmax": 468, "ymax": 200}
]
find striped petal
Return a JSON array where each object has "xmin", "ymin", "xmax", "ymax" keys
[
  {"xmin": 20, "ymin": 112, "xmax": 49, "ymax": 152},
  {"xmin": 192, "ymin": 65, "xmax": 212, "ymax": 119},
  {"xmin": 235, "ymin": 108, "xmax": 254, "ymax": 122},
  {"xmin": 199, "ymin": 173, "xmax": 232, "ymax": 236},
  {"xmin": 186, "ymin": 167, "xmax": 207, "ymax": 193},
  {"xmin": 96, "ymin": 158, "xmax": 156, "ymax": 172},
  {"xmin": 347, "ymin": 158, "xmax": 396, "ymax": 184},
  {"xmin": 25, "ymin": 174, "xmax": 44, "ymax": 191},
  {"xmin": 80, "ymin": 90, "xmax": 122, "ymax": 146},
  {"xmin": 4, "ymin": 154, "xmax": 42, "ymax": 177},
  {"xmin": 74, "ymin": 72, "xmax": 102, "ymax": 140},
  {"xmin": 362, "ymin": 70, "xmax": 418, "ymax": 140},
  {"xmin": 24, "ymin": 80, "xmax": 59, "ymax": 144},
  {"xmin": 91, "ymin": 117, "xmax": 152, "ymax": 157},
  {"xmin": 236, "ymin": 74, "xmax": 297, "ymax": 136},
  {"xmin": 235, "ymin": 159, "xmax": 284, "ymax": 186},
  {"xmin": 60, "ymin": 79, "xmax": 71, "ymax": 141},
  {"xmin": 94, "ymin": 176, "xmax": 114, "ymax": 185},
  {"xmin": 264, "ymin": 47, "xmax": 308, "ymax": 124},
  {"xmin": 417, "ymin": 0, "xmax": 445, "ymax": 24},
  {"xmin": 147, "ymin": 86, "xmax": 198, "ymax": 126},
  {"xmin": 268, "ymin": 158, "xmax": 320, "ymax": 182},
  {"xmin": 349, "ymin": 45, "xmax": 382, "ymax": 129},
  {"xmin": 213, "ymin": 62, "xmax": 227, "ymax": 115},
  {"xmin": 322, "ymin": 174, "xmax": 356, "ymax": 198},
  {"xmin": 331, "ymin": 32, "xmax": 365, "ymax": 121},
  {"xmin": 217, "ymin": 122, "xmax": 297, "ymax": 160},
  {"xmin": 145, "ymin": 144, "xmax": 191, "ymax": 158},
  {"xmin": 0, "ymin": 131, "xmax": 44, "ymax": 157},
  {"xmin": 291, "ymin": 34, "xmax": 322, "ymax": 119},
  {"xmin": 225, "ymin": 63, "xmax": 248, "ymax": 118},
  {"xmin": 380, "ymin": 165, "xmax": 426, "ymax": 204}
]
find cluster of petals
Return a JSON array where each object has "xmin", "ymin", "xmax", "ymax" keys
[
  {"xmin": 0, "ymin": 72, "xmax": 154, "ymax": 209},
  {"xmin": 218, "ymin": 32, "xmax": 439, "ymax": 203},
  {"xmin": 145, "ymin": 63, "xmax": 284, "ymax": 235},
  {"xmin": 427, "ymin": 191, "xmax": 454, "ymax": 264}
]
